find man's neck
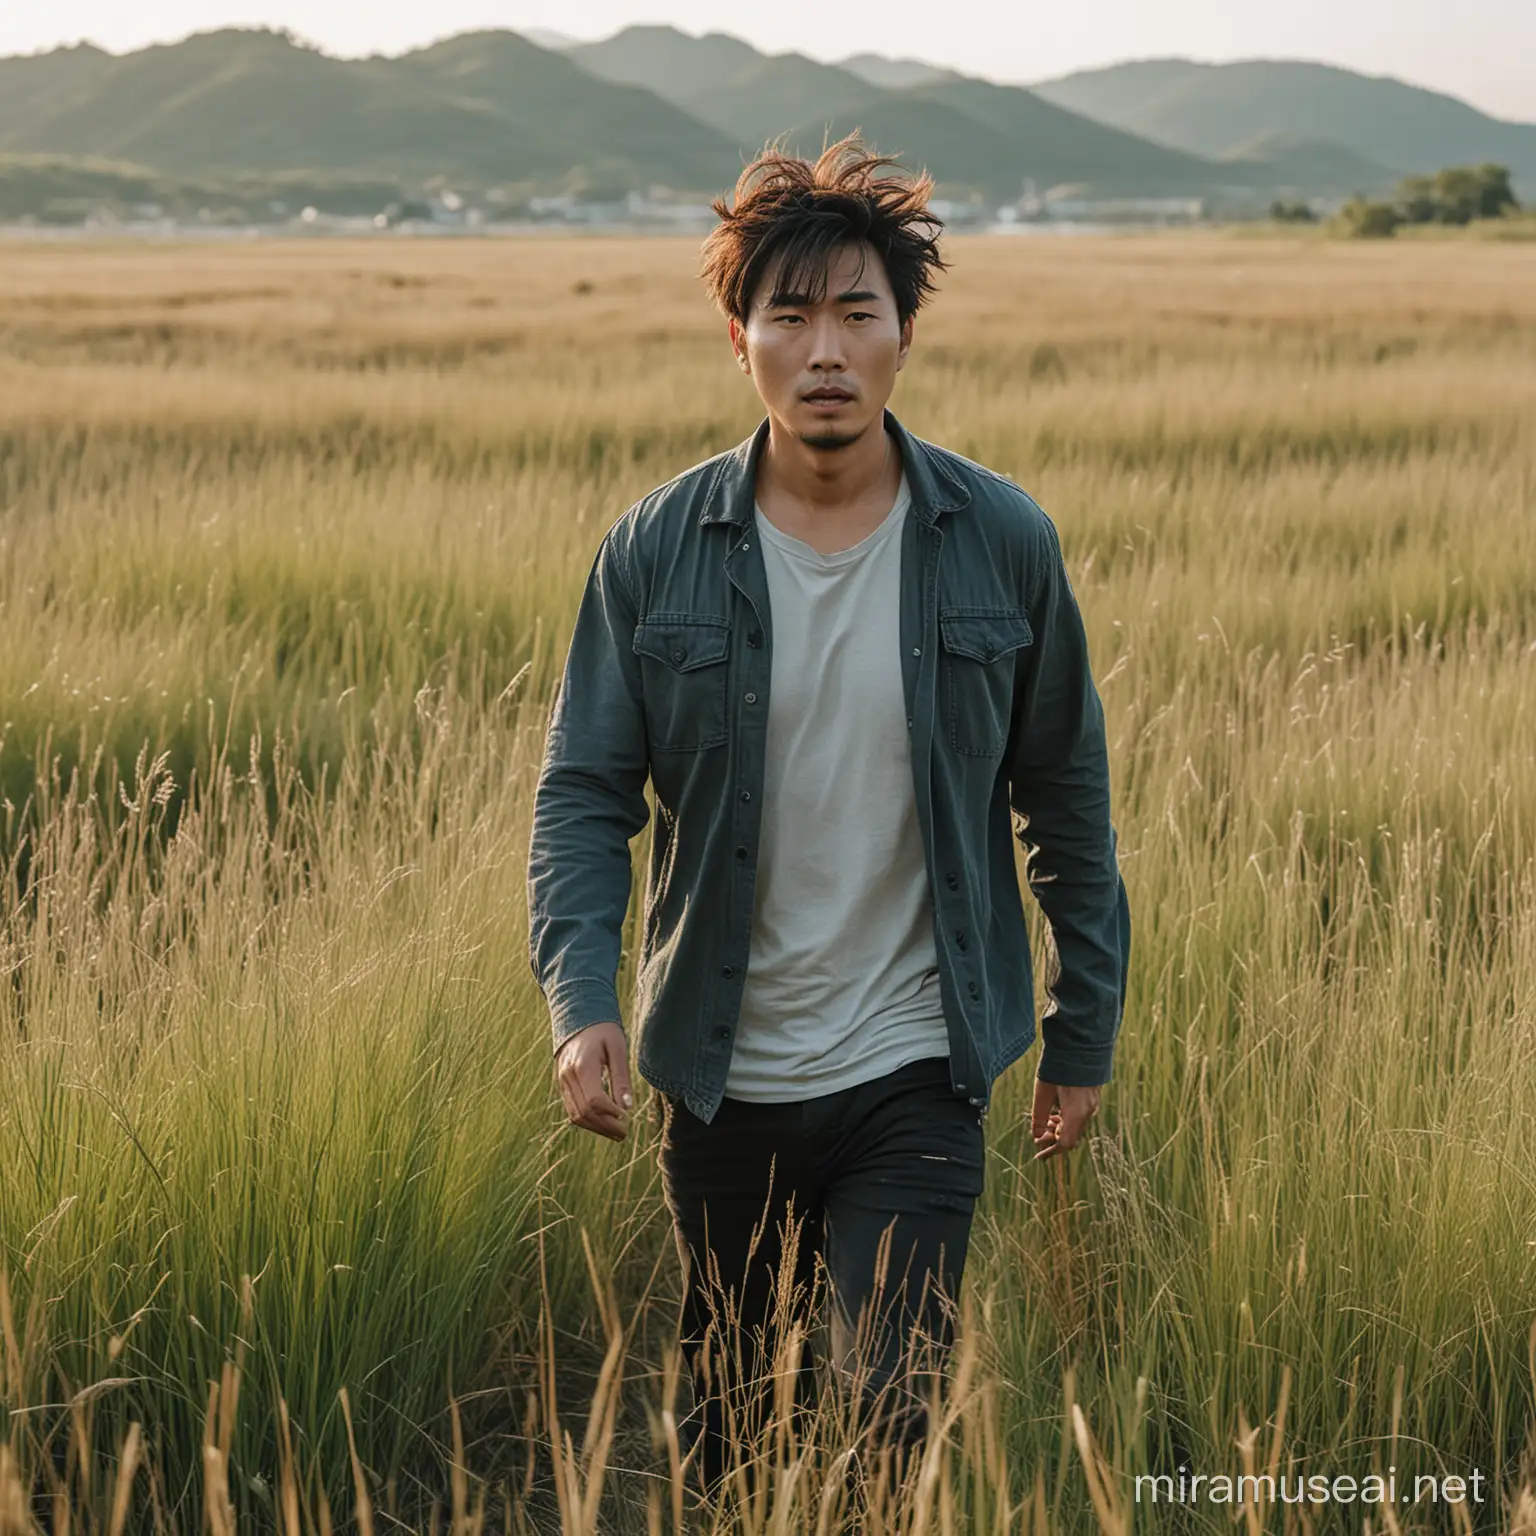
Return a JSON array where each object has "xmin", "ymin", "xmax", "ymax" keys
[{"xmin": 756, "ymin": 413, "xmax": 900, "ymax": 522}]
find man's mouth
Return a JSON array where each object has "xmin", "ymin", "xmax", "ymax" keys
[{"xmin": 803, "ymin": 388, "xmax": 853, "ymax": 404}]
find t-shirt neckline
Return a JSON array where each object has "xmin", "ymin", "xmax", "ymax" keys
[{"xmin": 753, "ymin": 472, "xmax": 911, "ymax": 567}]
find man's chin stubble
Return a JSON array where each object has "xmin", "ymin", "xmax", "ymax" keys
[{"xmin": 796, "ymin": 425, "xmax": 866, "ymax": 452}]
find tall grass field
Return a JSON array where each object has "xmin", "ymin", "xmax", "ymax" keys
[{"xmin": 1, "ymin": 232, "xmax": 1534, "ymax": 1533}]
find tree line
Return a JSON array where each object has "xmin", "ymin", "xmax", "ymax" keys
[{"xmin": 1326, "ymin": 163, "xmax": 1519, "ymax": 237}]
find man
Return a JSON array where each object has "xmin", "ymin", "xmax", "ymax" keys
[{"xmin": 526, "ymin": 135, "xmax": 1132, "ymax": 1499}]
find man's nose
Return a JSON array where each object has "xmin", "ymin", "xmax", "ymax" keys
[{"xmin": 806, "ymin": 313, "xmax": 847, "ymax": 369}]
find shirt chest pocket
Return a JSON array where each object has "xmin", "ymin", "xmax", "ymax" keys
[
  {"xmin": 938, "ymin": 608, "xmax": 1033, "ymax": 757},
  {"xmin": 633, "ymin": 614, "xmax": 732, "ymax": 752}
]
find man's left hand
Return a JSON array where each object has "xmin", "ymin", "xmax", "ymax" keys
[{"xmin": 1031, "ymin": 1077, "xmax": 1102, "ymax": 1161}]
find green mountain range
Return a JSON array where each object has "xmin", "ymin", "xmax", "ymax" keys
[
  {"xmin": 0, "ymin": 25, "xmax": 1529, "ymax": 223},
  {"xmin": 1030, "ymin": 59, "xmax": 1536, "ymax": 186},
  {"xmin": 0, "ymin": 28, "xmax": 734, "ymax": 199},
  {"xmin": 569, "ymin": 26, "xmax": 1232, "ymax": 198}
]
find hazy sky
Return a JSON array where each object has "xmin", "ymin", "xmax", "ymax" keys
[{"xmin": 3, "ymin": 1, "xmax": 1531, "ymax": 122}]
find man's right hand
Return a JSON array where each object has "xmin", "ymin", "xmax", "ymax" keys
[{"xmin": 555, "ymin": 1021, "xmax": 633, "ymax": 1141}]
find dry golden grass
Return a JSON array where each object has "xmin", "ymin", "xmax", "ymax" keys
[{"xmin": 1, "ymin": 232, "xmax": 1534, "ymax": 1532}]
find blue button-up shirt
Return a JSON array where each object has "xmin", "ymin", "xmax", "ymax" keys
[{"xmin": 528, "ymin": 409, "xmax": 1131, "ymax": 1125}]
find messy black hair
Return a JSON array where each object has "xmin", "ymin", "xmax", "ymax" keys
[{"xmin": 699, "ymin": 131, "xmax": 947, "ymax": 325}]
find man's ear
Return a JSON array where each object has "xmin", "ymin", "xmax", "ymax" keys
[
  {"xmin": 729, "ymin": 316, "xmax": 751, "ymax": 374},
  {"xmin": 896, "ymin": 313, "xmax": 915, "ymax": 372}
]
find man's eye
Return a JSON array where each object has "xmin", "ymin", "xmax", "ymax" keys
[
  {"xmin": 776, "ymin": 314, "xmax": 805, "ymax": 324},
  {"xmin": 847, "ymin": 311, "xmax": 875, "ymax": 321}
]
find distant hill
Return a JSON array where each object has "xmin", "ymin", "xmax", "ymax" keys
[
  {"xmin": 0, "ymin": 26, "xmax": 1523, "ymax": 219},
  {"xmin": 565, "ymin": 24, "xmax": 1259, "ymax": 198},
  {"xmin": 571, "ymin": 30, "xmax": 961, "ymax": 119},
  {"xmin": 681, "ymin": 54, "xmax": 886, "ymax": 149},
  {"xmin": 0, "ymin": 152, "xmax": 407, "ymax": 223},
  {"xmin": 520, "ymin": 29, "xmax": 577, "ymax": 52},
  {"xmin": 900, "ymin": 76, "xmax": 1227, "ymax": 195},
  {"xmin": 0, "ymin": 40, "xmax": 111, "ymax": 121},
  {"xmin": 390, "ymin": 30, "xmax": 734, "ymax": 187},
  {"xmin": 566, "ymin": 25, "xmax": 764, "ymax": 103},
  {"xmin": 0, "ymin": 153, "xmax": 193, "ymax": 222},
  {"xmin": 781, "ymin": 99, "xmax": 1018, "ymax": 198},
  {"xmin": 838, "ymin": 54, "xmax": 959, "ymax": 90},
  {"xmin": 771, "ymin": 86, "xmax": 1230, "ymax": 202},
  {"xmin": 1030, "ymin": 59, "xmax": 1536, "ymax": 187},
  {"xmin": 1217, "ymin": 133, "xmax": 1396, "ymax": 195},
  {"xmin": 572, "ymin": 27, "xmax": 883, "ymax": 149},
  {"xmin": 0, "ymin": 27, "xmax": 739, "ymax": 196}
]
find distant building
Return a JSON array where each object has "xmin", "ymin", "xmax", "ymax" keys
[
  {"xmin": 1040, "ymin": 192, "xmax": 1205, "ymax": 223},
  {"xmin": 927, "ymin": 197, "xmax": 989, "ymax": 227}
]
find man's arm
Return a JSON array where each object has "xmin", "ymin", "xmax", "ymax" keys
[
  {"xmin": 1008, "ymin": 506, "xmax": 1132, "ymax": 1089},
  {"xmin": 527, "ymin": 520, "xmax": 651, "ymax": 1055}
]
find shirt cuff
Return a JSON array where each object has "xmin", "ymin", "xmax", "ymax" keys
[
  {"xmin": 546, "ymin": 978, "xmax": 625, "ymax": 1050},
  {"xmin": 1036, "ymin": 1038, "xmax": 1115, "ymax": 1088}
]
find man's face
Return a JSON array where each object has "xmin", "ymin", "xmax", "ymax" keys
[{"xmin": 730, "ymin": 239, "xmax": 913, "ymax": 452}]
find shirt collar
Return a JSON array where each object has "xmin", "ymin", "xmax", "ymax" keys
[{"xmin": 697, "ymin": 407, "xmax": 971, "ymax": 528}]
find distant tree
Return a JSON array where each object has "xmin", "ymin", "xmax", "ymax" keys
[
  {"xmin": 1468, "ymin": 163, "xmax": 1518, "ymax": 218},
  {"xmin": 1431, "ymin": 166, "xmax": 1485, "ymax": 224},
  {"xmin": 1396, "ymin": 174, "xmax": 1440, "ymax": 225},
  {"xmin": 1338, "ymin": 197, "xmax": 1402, "ymax": 238},
  {"xmin": 1269, "ymin": 198, "xmax": 1317, "ymax": 223},
  {"xmin": 1391, "ymin": 163, "xmax": 1519, "ymax": 226}
]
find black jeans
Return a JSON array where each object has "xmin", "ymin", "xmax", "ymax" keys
[{"xmin": 653, "ymin": 1054, "xmax": 987, "ymax": 1493}]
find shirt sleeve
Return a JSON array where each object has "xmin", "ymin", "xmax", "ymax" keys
[
  {"xmin": 1007, "ymin": 505, "xmax": 1132, "ymax": 1087},
  {"xmin": 526, "ymin": 519, "xmax": 651, "ymax": 1052}
]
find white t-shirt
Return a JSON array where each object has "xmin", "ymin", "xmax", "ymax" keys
[{"xmin": 722, "ymin": 471, "xmax": 952, "ymax": 1102}]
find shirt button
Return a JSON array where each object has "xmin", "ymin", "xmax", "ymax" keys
[
  {"xmin": 672, "ymin": 648, "xmax": 685, "ymax": 663},
  {"xmin": 745, "ymin": 692, "xmax": 757, "ymax": 704},
  {"xmin": 912, "ymin": 646, "xmax": 921, "ymax": 656},
  {"xmin": 739, "ymin": 789, "xmax": 751, "ymax": 802},
  {"xmin": 736, "ymin": 845, "xmax": 748, "ymax": 860},
  {"xmin": 747, "ymin": 632, "xmax": 761, "ymax": 647},
  {"xmin": 716, "ymin": 1026, "xmax": 730, "ymax": 1039},
  {"xmin": 967, "ymin": 981, "xmax": 979, "ymax": 997},
  {"xmin": 741, "ymin": 541, "xmax": 751, "ymax": 551},
  {"xmin": 945, "ymin": 873, "xmax": 958, "ymax": 890},
  {"xmin": 722, "ymin": 965, "xmax": 735, "ymax": 978},
  {"xmin": 906, "ymin": 717, "xmax": 913, "ymax": 729},
  {"xmin": 955, "ymin": 929, "xmax": 967, "ymax": 949}
]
